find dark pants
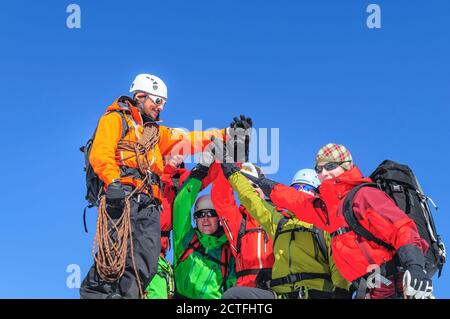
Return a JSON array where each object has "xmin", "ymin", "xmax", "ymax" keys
[
  {"xmin": 80, "ymin": 190, "xmax": 161, "ymax": 299},
  {"xmin": 222, "ymin": 287, "xmax": 276, "ymax": 299}
]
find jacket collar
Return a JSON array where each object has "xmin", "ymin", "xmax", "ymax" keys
[
  {"xmin": 105, "ymin": 96, "xmax": 143, "ymax": 125},
  {"xmin": 196, "ymin": 229, "xmax": 228, "ymax": 249},
  {"xmin": 318, "ymin": 166, "xmax": 371, "ymax": 202}
]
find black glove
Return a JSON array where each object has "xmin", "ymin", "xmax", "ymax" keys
[
  {"xmin": 105, "ymin": 181, "xmax": 126, "ymax": 215},
  {"xmin": 255, "ymin": 268, "xmax": 272, "ymax": 290},
  {"xmin": 226, "ymin": 115, "xmax": 253, "ymax": 163},
  {"xmin": 189, "ymin": 163, "xmax": 210, "ymax": 181},
  {"xmin": 215, "ymin": 129, "xmax": 250, "ymax": 164},
  {"xmin": 332, "ymin": 287, "xmax": 353, "ymax": 299},
  {"xmin": 221, "ymin": 163, "xmax": 241, "ymax": 179},
  {"xmin": 230, "ymin": 115, "xmax": 253, "ymax": 130},
  {"xmin": 240, "ymin": 172, "xmax": 279, "ymax": 198},
  {"xmin": 398, "ymin": 244, "xmax": 433, "ymax": 299}
]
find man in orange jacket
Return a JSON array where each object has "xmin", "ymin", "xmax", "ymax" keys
[{"xmin": 80, "ymin": 73, "xmax": 252, "ymax": 299}]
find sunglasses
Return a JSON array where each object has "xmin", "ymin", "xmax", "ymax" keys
[
  {"xmin": 292, "ymin": 183, "xmax": 317, "ymax": 193},
  {"xmin": 194, "ymin": 209, "xmax": 217, "ymax": 219},
  {"xmin": 315, "ymin": 161, "xmax": 350, "ymax": 174},
  {"xmin": 146, "ymin": 94, "xmax": 166, "ymax": 106}
]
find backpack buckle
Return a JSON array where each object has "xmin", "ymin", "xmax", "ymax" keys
[
  {"xmin": 438, "ymin": 239, "xmax": 446, "ymax": 261},
  {"xmin": 390, "ymin": 183, "xmax": 403, "ymax": 193},
  {"xmin": 331, "ymin": 227, "xmax": 351, "ymax": 239},
  {"xmin": 298, "ymin": 287, "xmax": 306, "ymax": 299},
  {"xmin": 427, "ymin": 196, "xmax": 439, "ymax": 210}
]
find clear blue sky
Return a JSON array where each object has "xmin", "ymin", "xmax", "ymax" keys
[{"xmin": 0, "ymin": 1, "xmax": 449, "ymax": 298}]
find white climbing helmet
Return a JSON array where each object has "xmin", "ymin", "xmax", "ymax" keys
[
  {"xmin": 129, "ymin": 73, "xmax": 168, "ymax": 100},
  {"xmin": 194, "ymin": 195, "xmax": 215, "ymax": 213},
  {"xmin": 291, "ymin": 169, "xmax": 321, "ymax": 189}
]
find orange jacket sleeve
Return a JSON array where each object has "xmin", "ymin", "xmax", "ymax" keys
[
  {"xmin": 158, "ymin": 126, "xmax": 226, "ymax": 157},
  {"xmin": 211, "ymin": 163, "xmax": 242, "ymax": 255},
  {"xmin": 89, "ymin": 112, "xmax": 124, "ymax": 187}
]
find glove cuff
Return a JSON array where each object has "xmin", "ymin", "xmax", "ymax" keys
[
  {"xmin": 259, "ymin": 178, "xmax": 279, "ymax": 198},
  {"xmin": 222, "ymin": 163, "xmax": 240, "ymax": 179},
  {"xmin": 397, "ymin": 244, "xmax": 426, "ymax": 269}
]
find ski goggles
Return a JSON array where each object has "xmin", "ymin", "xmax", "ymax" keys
[
  {"xmin": 146, "ymin": 94, "xmax": 166, "ymax": 106},
  {"xmin": 292, "ymin": 183, "xmax": 317, "ymax": 193},
  {"xmin": 194, "ymin": 209, "xmax": 217, "ymax": 219},
  {"xmin": 315, "ymin": 161, "xmax": 350, "ymax": 174}
]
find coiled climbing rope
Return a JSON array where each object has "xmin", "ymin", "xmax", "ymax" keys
[
  {"xmin": 117, "ymin": 123, "xmax": 160, "ymax": 174},
  {"xmin": 93, "ymin": 176, "xmax": 148, "ymax": 298}
]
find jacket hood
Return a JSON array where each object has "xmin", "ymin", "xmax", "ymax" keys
[
  {"xmin": 318, "ymin": 166, "xmax": 372, "ymax": 225},
  {"xmin": 105, "ymin": 96, "xmax": 143, "ymax": 125},
  {"xmin": 319, "ymin": 165, "xmax": 370, "ymax": 196}
]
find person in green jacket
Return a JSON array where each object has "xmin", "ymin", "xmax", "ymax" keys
[
  {"xmin": 173, "ymin": 161, "xmax": 236, "ymax": 299},
  {"xmin": 144, "ymin": 255, "xmax": 175, "ymax": 299},
  {"xmin": 219, "ymin": 164, "xmax": 351, "ymax": 299}
]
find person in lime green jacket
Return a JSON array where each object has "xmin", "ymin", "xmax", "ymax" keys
[
  {"xmin": 173, "ymin": 161, "xmax": 236, "ymax": 299},
  {"xmin": 219, "ymin": 164, "xmax": 351, "ymax": 299}
]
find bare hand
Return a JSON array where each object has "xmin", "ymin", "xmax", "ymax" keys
[{"xmin": 166, "ymin": 155, "xmax": 184, "ymax": 168}]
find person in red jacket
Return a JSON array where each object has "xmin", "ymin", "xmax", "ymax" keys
[
  {"xmin": 159, "ymin": 155, "xmax": 190, "ymax": 255},
  {"xmin": 239, "ymin": 143, "xmax": 433, "ymax": 299},
  {"xmin": 210, "ymin": 162, "xmax": 274, "ymax": 288}
]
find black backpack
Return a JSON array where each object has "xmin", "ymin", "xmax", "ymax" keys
[
  {"xmin": 342, "ymin": 160, "xmax": 446, "ymax": 277},
  {"xmin": 80, "ymin": 111, "xmax": 129, "ymax": 232}
]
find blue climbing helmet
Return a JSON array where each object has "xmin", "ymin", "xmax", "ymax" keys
[{"xmin": 291, "ymin": 168, "xmax": 321, "ymax": 192}]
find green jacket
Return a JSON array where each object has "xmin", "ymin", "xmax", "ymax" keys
[
  {"xmin": 228, "ymin": 172, "xmax": 350, "ymax": 296},
  {"xmin": 173, "ymin": 177, "xmax": 236, "ymax": 299},
  {"xmin": 145, "ymin": 255, "xmax": 175, "ymax": 299}
]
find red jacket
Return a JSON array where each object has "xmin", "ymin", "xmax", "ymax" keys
[
  {"xmin": 211, "ymin": 163, "xmax": 274, "ymax": 287},
  {"xmin": 160, "ymin": 163, "xmax": 218, "ymax": 255},
  {"xmin": 269, "ymin": 166, "xmax": 428, "ymax": 282},
  {"xmin": 160, "ymin": 164, "xmax": 189, "ymax": 255}
]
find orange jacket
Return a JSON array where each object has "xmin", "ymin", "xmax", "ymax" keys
[{"xmin": 90, "ymin": 96, "xmax": 225, "ymax": 201}]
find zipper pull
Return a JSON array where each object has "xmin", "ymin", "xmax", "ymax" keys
[
  {"xmin": 427, "ymin": 196, "xmax": 439, "ymax": 210},
  {"xmin": 264, "ymin": 232, "xmax": 268, "ymax": 254}
]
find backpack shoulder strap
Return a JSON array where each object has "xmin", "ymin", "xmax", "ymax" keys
[
  {"xmin": 313, "ymin": 227, "xmax": 329, "ymax": 262},
  {"xmin": 274, "ymin": 217, "xmax": 290, "ymax": 244},
  {"xmin": 178, "ymin": 234, "xmax": 200, "ymax": 263},
  {"xmin": 236, "ymin": 213, "xmax": 247, "ymax": 254},
  {"xmin": 342, "ymin": 183, "xmax": 395, "ymax": 251},
  {"xmin": 179, "ymin": 233, "xmax": 227, "ymax": 269},
  {"xmin": 220, "ymin": 243, "xmax": 231, "ymax": 290},
  {"xmin": 107, "ymin": 110, "xmax": 130, "ymax": 140}
]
